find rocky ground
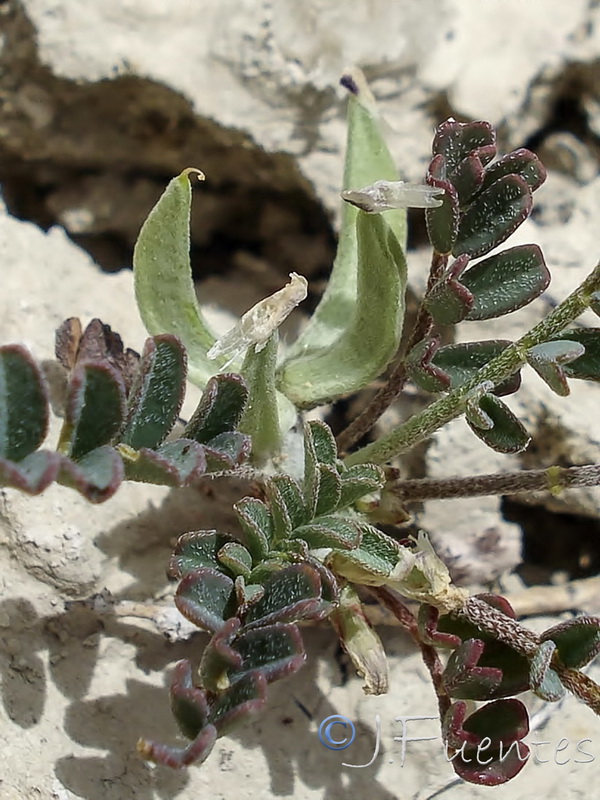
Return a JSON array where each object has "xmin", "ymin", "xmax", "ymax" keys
[{"xmin": 2, "ymin": 1, "xmax": 600, "ymax": 798}]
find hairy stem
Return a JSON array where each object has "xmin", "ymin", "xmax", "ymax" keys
[
  {"xmin": 457, "ymin": 598, "xmax": 600, "ymax": 714},
  {"xmin": 336, "ymin": 252, "xmax": 448, "ymax": 452},
  {"xmin": 555, "ymin": 667, "xmax": 600, "ymax": 715},
  {"xmin": 457, "ymin": 596, "xmax": 540, "ymax": 657},
  {"xmin": 346, "ymin": 260, "xmax": 600, "ymax": 466},
  {"xmin": 389, "ymin": 463, "xmax": 600, "ymax": 502}
]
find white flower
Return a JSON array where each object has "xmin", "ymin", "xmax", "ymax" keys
[
  {"xmin": 342, "ymin": 180, "xmax": 444, "ymax": 213},
  {"xmin": 207, "ymin": 272, "xmax": 308, "ymax": 364}
]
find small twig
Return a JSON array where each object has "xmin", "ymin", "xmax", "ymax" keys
[
  {"xmin": 336, "ymin": 251, "xmax": 448, "ymax": 452},
  {"xmin": 389, "ymin": 463, "xmax": 600, "ymax": 502}
]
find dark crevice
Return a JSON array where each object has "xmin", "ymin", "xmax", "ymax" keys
[
  {"xmin": 524, "ymin": 70, "xmax": 593, "ymax": 151},
  {"xmin": 0, "ymin": 0, "xmax": 336, "ymax": 293},
  {"xmin": 502, "ymin": 498, "xmax": 600, "ymax": 584},
  {"xmin": 405, "ymin": 206, "xmax": 430, "ymax": 251}
]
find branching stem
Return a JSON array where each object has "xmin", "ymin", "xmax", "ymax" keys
[{"xmin": 345, "ymin": 260, "xmax": 600, "ymax": 466}]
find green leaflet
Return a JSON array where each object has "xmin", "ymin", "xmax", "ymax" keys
[
  {"xmin": 228, "ymin": 624, "xmax": 305, "ymax": 684},
  {"xmin": 444, "ymin": 699, "xmax": 530, "ymax": 785},
  {"xmin": 529, "ymin": 640, "xmax": 565, "ymax": 702},
  {"xmin": 133, "ymin": 169, "xmax": 222, "ymax": 387},
  {"xmin": 59, "ymin": 362, "xmax": 125, "ymax": 460},
  {"xmin": 57, "ymin": 445, "xmax": 124, "ymax": 503},
  {"xmin": 0, "ymin": 451, "xmax": 59, "ymax": 495},
  {"xmin": 285, "ymin": 72, "xmax": 407, "ymax": 359},
  {"xmin": 266, "ymin": 473, "xmax": 307, "ymax": 540},
  {"xmin": 278, "ymin": 212, "xmax": 406, "ymax": 407},
  {"xmin": 526, "ymin": 339, "xmax": 585, "ymax": 396},
  {"xmin": 120, "ymin": 439, "xmax": 208, "ymax": 487},
  {"xmin": 442, "ymin": 640, "xmax": 503, "ymax": 700},
  {"xmin": 120, "ymin": 335, "xmax": 187, "ymax": 450},
  {"xmin": 461, "ymin": 245, "xmax": 550, "ymax": 320},
  {"xmin": 541, "ymin": 617, "xmax": 600, "ymax": 669},
  {"xmin": 551, "ymin": 328, "xmax": 600, "ymax": 382},
  {"xmin": 169, "ymin": 661, "xmax": 211, "ymax": 740},
  {"xmin": 327, "ymin": 523, "xmax": 408, "ymax": 585},
  {"xmin": 454, "ymin": 175, "xmax": 532, "ymax": 259},
  {"xmin": 175, "ymin": 568, "xmax": 236, "ymax": 633},
  {"xmin": 169, "ymin": 531, "xmax": 238, "ymax": 580},
  {"xmin": 185, "ymin": 374, "xmax": 249, "ymax": 445},
  {"xmin": 465, "ymin": 392, "xmax": 531, "ymax": 454},
  {"xmin": 217, "ymin": 542, "xmax": 253, "ymax": 579},
  {"xmin": 0, "ymin": 345, "xmax": 49, "ymax": 462},
  {"xmin": 234, "ymin": 498, "xmax": 272, "ymax": 561}
]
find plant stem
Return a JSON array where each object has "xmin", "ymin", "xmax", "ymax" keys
[
  {"xmin": 555, "ymin": 667, "xmax": 600, "ymax": 715},
  {"xmin": 345, "ymin": 260, "xmax": 600, "ymax": 466},
  {"xmin": 458, "ymin": 598, "xmax": 600, "ymax": 715},
  {"xmin": 389, "ymin": 464, "xmax": 600, "ymax": 502},
  {"xmin": 370, "ymin": 585, "xmax": 451, "ymax": 720},
  {"xmin": 457, "ymin": 596, "xmax": 540, "ymax": 657},
  {"xmin": 336, "ymin": 252, "xmax": 447, "ymax": 452}
]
